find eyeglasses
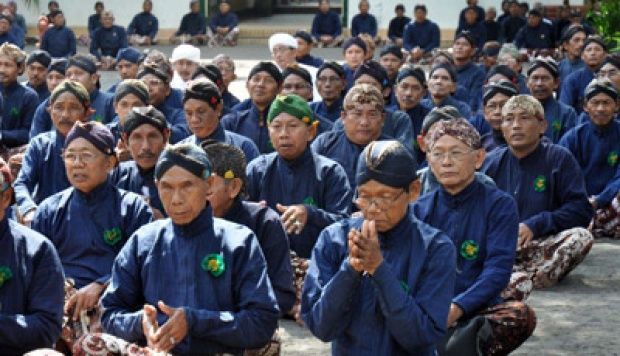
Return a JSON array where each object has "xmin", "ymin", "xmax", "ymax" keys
[
  {"xmin": 62, "ymin": 151, "xmax": 99, "ymax": 164},
  {"xmin": 355, "ymin": 190, "xmax": 406, "ymax": 210},
  {"xmin": 428, "ymin": 149, "xmax": 473, "ymax": 162}
]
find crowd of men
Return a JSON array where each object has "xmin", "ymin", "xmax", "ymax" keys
[{"xmin": 0, "ymin": 0, "xmax": 619, "ymax": 355}]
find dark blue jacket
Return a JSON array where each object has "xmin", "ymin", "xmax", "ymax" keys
[
  {"xmin": 101, "ymin": 207, "xmax": 280, "ymax": 354},
  {"xmin": 390, "ymin": 103, "xmax": 430, "ymax": 165},
  {"xmin": 413, "ymin": 180, "xmax": 518, "ymax": 316},
  {"xmin": 455, "ymin": 22, "xmax": 487, "ymax": 50},
  {"xmin": 14, "ymin": 130, "xmax": 69, "ymax": 215},
  {"xmin": 514, "ymin": 22, "xmax": 555, "ymax": 49},
  {"xmin": 88, "ymin": 13, "xmax": 101, "ymax": 37},
  {"xmin": 403, "ymin": 20, "xmax": 440, "ymax": 53},
  {"xmin": 221, "ymin": 103, "xmax": 272, "ymax": 153},
  {"xmin": 421, "ymin": 96, "xmax": 472, "ymax": 120},
  {"xmin": 342, "ymin": 63, "xmax": 356, "ymax": 91},
  {"xmin": 110, "ymin": 160, "xmax": 164, "ymax": 215},
  {"xmin": 128, "ymin": 12, "xmax": 158, "ymax": 38},
  {"xmin": 1, "ymin": 82, "xmax": 39, "ymax": 147},
  {"xmin": 32, "ymin": 180, "xmax": 153, "ymax": 288},
  {"xmin": 310, "ymin": 97, "xmax": 343, "ymax": 123},
  {"xmin": 469, "ymin": 112, "xmax": 491, "ymax": 136},
  {"xmin": 209, "ymin": 12, "xmax": 238, "ymax": 32},
  {"xmin": 311, "ymin": 11, "xmax": 342, "ymax": 38},
  {"xmin": 351, "ymin": 13, "xmax": 378, "ymax": 37},
  {"xmin": 297, "ymin": 54, "xmax": 325, "ymax": 68},
  {"xmin": 559, "ymin": 120, "xmax": 620, "ymax": 207},
  {"xmin": 0, "ymin": 218, "xmax": 64, "ymax": 355},
  {"xmin": 0, "ymin": 31, "xmax": 19, "ymax": 47},
  {"xmin": 179, "ymin": 123, "xmax": 260, "ymax": 162},
  {"xmin": 40, "ymin": 25, "xmax": 77, "ymax": 58},
  {"xmin": 246, "ymin": 148, "xmax": 352, "ymax": 258},
  {"xmin": 541, "ymin": 97, "xmax": 577, "ymax": 143},
  {"xmin": 231, "ymin": 97, "xmax": 252, "ymax": 112},
  {"xmin": 481, "ymin": 129, "xmax": 507, "ymax": 152},
  {"xmin": 482, "ymin": 141, "xmax": 594, "ymax": 238},
  {"xmin": 558, "ymin": 58, "xmax": 585, "ymax": 85},
  {"xmin": 90, "ymin": 25, "xmax": 128, "ymax": 59},
  {"xmin": 500, "ymin": 16, "xmax": 526, "ymax": 43},
  {"xmin": 26, "ymin": 82, "xmax": 50, "ymax": 104},
  {"xmin": 176, "ymin": 12, "xmax": 207, "ymax": 36},
  {"xmin": 165, "ymin": 87, "xmax": 184, "ymax": 109},
  {"xmin": 155, "ymin": 102, "xmax": 190, "ymax": 143},
  {"xmin": 388, "ymin": 16, "xmax": 411, "ymax": 41},
  {"xmin": 224, "ymin": 199, "xmax": 295, "ymax": 314},
  {"xmin": 301, "ymin": 208, "xmax": 456, "ymax": 355},
  {"xmin": 559, "ymin": 67, "xmax": 594, "ymax": 114},
  {"xmin": 222, "ymin": 90, "xmax": 240, "ymax": 110},
  {"xmin": 456, "ymin": 61, "xmax": 485, "ymax": 113},
  {"xmin": 458, "ymin": 5, "xmax": 485, "ymax": 28},
  {"xmin": 29, "ymin": 89, "xmax": 115, "ymax": 138}
]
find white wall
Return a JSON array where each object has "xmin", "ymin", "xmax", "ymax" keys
[
  {"xmin": 14, "ymin": 0, "xmax": 189, "ymax": 29},
  {"xmin": 347, "ymin": 0, "xmax": 567, "ymax": 31}
]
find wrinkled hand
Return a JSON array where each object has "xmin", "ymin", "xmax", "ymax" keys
[
  {"xmin": 348, "ymin": 228, "xmax": 364, "ymax": 273},
  {"xmin": 142, "ymin": 304, "xmax": 159, "ymax": 348},
  {"xmin": 65, "ymin": 282, "xmax": 106, "ymax": 321},
  {"xmin": 276, "ymin": 203, "xmax": 308, "ymax": 235},
  {"xmin": 151, "ymin": 301, "xmax": 188, "ymax": 352},
  {"xmin": 349, "ymin": 220, "xmax": 383, "ymax": 275},
  {"xmin": 21, "ymin": 209, "xmax": 36, "ymax": 227},
  {"xmin": 518, "ymin": 223, "xmax": 534, "ymax": 249},
  {"xmin": 447, "ymin": 303, "xmax": 464, "ymax": 328}
]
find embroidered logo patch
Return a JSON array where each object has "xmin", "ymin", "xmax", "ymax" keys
[
  {"xmin": 103, "ymin": 227, "xmax": 122, "ymax": 246},
  {"xmin": 399, "ymin": 280, "xmax": 411, "ymax": 294},
  {"xmin": 608, "ymin": 151, "xmax": 618, "ymax": 167},
  {"xmin": 551, "ymin": 119, "xmax": 562, "ymax": 132},
  {"xmin": 460, "ymin": 240, "xmax": 479, "ymax": 260},
  {"xmin": 202, "ymin": 253, "xmax": 225, "ymax": 277},
  {"xmin": 9, "ymin": 107, "xmax": 19, "ymax": 117},
  {"xmin": 303, "ymin": 197, "xmax": 317, "ymax": 206},
  {"xmin": 93, "ymin": 114, "xmax": 103, "ymax": 122},
  {"xmin": 533, "ymin": 175, "xmax": 547, "ymax": 192},
  {"xmin": 0, "ymin": 266, "xmax": 12, "ymax": 288}
]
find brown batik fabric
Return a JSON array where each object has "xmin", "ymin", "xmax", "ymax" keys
[
  {"xmin": 592, "ymin": 195, "xmax": 620, "ymax": 238},
  {"xmin": 478, "ymin": 301, "xmax": 537, "ymax": 356},
  {"xmin": 288, "ymin": 251, "xmax": 308, "ymax": 323},
  {"xmin": 59, "ymin": 279, "xmax": 103, "ymax": 352},
  {"xmin": 502, "ymin": 227, "xmax": 593, "ymax": 301},
  {"xmin": 243, "ymin": 329, "xmax": 282, "ymax": 356},
  {"xmin": 72, "ymin": 333, "xmax": 159, "ymax": 356}
]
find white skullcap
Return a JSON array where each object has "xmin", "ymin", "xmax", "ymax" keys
[
  {"xmin": 268, "ymin": 33, "xmax": 298, "ymax": 53},
  {"xmin": 170, "ymin": 44, "xmax": 201, "ymax": 63}
]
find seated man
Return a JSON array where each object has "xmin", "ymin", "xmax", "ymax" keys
[
  {"xmin": 403, "ymin": 5, "xmax": 440, "ymax": 63},
  {"xmin": 480, "ymin": 79, "xmax": 518, "ymax": 152},
  {"xmin": 207, "ymin": 0, "xmax": 239, "ymax": 47},
  {"xmin": 112, "ymin": 105, "xmax": 168, "ymax": 219},
  {"xmin": 0, "ymin": 161, "xmax": 65, "ymax": 354},
  {"xmin": 30, "ymin": 54, "xmax": 115, "ymax": 138},
  {"xmin": 86, "ymin": 1, "xmax": 104, "ymax": 45},
  {"xmin": 414, "ymin": 118, "xmax": 536, "ymax": 355},
  {"xmin": 526, "ymin": 58, "xmax": 577, "ymax": 143},
  {"xmin": 452, "ymin": 31, "xmax": 485, "ymax": 113},
  {"xmin": 455, "ymin": 9, "xmax": 486, "ymax": 51},
  {"xmin": 90, "ymin": 11, "xmax": 128, "ymax": 70},
  {"xmin": 421, "ymin": 63, "xmax": 472, "ymax": 119},
  {"xmin": 387, "ymin": 3, "xmax": 410, "ymax": 47},
  {"xmin": 379, "ymin": 45, "xmax": 405, "ymax": 91},
  {"xmin": 310, "ymin": 61, "xmax": 346, "ymax": 123},
  {"xmin": 302, "ymin": 140, "xmax": 456, "ymax": 355},
  {"xmin": 40, "ymin": 9, "xmax": 76, "ymax": 58},
  {"xmin": 294, "ymin": 30, "xmax": 324, "ymax": 68},
  {"xmin": 0, "ymin": 14, "xmax": 19, "ymax": 47},
  {"xmin": 341, "ymin": 37, "xmax": 367, "ymax": 90},
  {"xmin": 560, "ymin": 79, "xmax": 620, "ymax": 238},
  {"xmin": 221, "ymin": 62, "xmax": 282, "ymax": 153},
  {"xmin": 106, "ymin": 47, "xmax": 142, "ymax": 94},
  {"xmin": 14, "ymin": 81, "xmax": 92, "ymax": 226},
  {"xmin": 351, "ymin": 0, "xmax": 379, "ymax": 42},
  {"xmin": 127, "ymin": 0, "xmax": 158, "ymax": 46},
  {"xmin": 99, "ymin": 143, "xmax": 279, "ymax": 354},
  {"xmin": 247, "ymin": 94, "xmax": 351, "ymax": 259},
  {"xmin": 268, "ymin": 33, "xmax": 319, "ymax": 99},
  {"xmin": 170, "ymin": 44, "xmax": 200, "ymax": 92},
  {"xmin": 46, "ymin": 58, "xmax": 67, "ymax": 95},
  {"xmin": 137, "ymin": 60, "xmax": 190, "ymax": 143},
  {"xmin": 107, "ymin": 79, "xmax": 150, "ymax": 155},
  {"xmin": 141, "ymin": 50, "xmax": 184, "ymax": 110},
  {"xmin": 204, "ymin": 141, "xmax": 295, "ymax": 316},
  {"xmin": 558, "ymin": 25, "xmax": 586, "ymax": 86},
  {"xmin": 312, "ymin": 84, "xmax": 391, "ymax": 192},
  {"xmin": 170, "ymin": 0, "xmax": 207, "ymax": 45},
  {"xmin": 311, "ymin": 0, "xmax": 343, "ymax": 48},
  {"xmin": 32, "ymin": 121, "xmax": 153, "ymax": 349},
  {"xmin": 25, "ymin": 50, "xmax": 51, "ymax": 104},
  {"xmin": 514, "ymin": 9, "xmax": 555, "ymax": 51},
  {"xmin": 180, "ymin": 79, "xmax": 259, "ymax": 161},
  {"xmin": 482, "ymin": 95, "xmax": 594, "ymax": 299},
  {"xmin": 0, "ymin": 43, "xmax": 39, "ymax": 151},
  {"xmin": 213, "ymin": 54, "xmax": 240, "ymax": 110}
]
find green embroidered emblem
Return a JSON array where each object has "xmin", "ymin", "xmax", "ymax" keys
[
  {"xmin": 201, "ymin": 254, "xmax": 225, "ymax": 277},
  {"xmin": 9, "ymin": 107, "xmax": 19, "ymax": 117},
  {"xmin": 0, "ymin": 266, "xmax": 12, "ymax": 288},
  {"xmin": 551, "ymin": 119, "xmax": 562, "ymax": 132},
  {"xmin": 533, "ymin": 175, "xmax": 547, "ymax": 192},
  {"xmin": 399, "ymin": 280, "xmax": 411, "ymax": 294},
  {"xmin": 303, "ymin": 197, "xmax": 317, "ymax": 206},
  {"xmin": 93, "ymin": 114, "xmax": 104, "ymax": 122},
  {"xmin": 608, "ymin": 151, "xmax": 619, "ymax": 167},
  {"xmin": 460, "ymin": 240, "xmax": 479, "ymax": 260},
  {"xmin": 103, "ymin": 227, "xmax": 122, "ymax": 246},
  {"xmin": 267, "ymin": 140, "xmax": 274, "ymax": 150}
]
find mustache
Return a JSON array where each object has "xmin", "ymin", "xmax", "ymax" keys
[{"xmin": 137, "ymin": 151, "xmax": 157, "ymax": 159}]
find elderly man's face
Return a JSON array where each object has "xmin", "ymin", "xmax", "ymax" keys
[
  {"xmin": 247, "ymin": 72, "xmax": 279, "ymax": 107},
  {"xmin": 157, "ymin": 165, "xmax": 211, "ymax": 225},
  {"xmin": 356, "ymin": 179, "xmax": 417, "ymax": 232},
  {"xmin": 342, "ymin": 103, "xmax": 384, "ymax": 145},
  {"xmin": 47, "ymin": 71, "xmax": 65, "ymax": 92},
  {"xmin": 428, "ymin": 68, "xmax": 455, "ymax": 99},
  {"xmin": 501, "ymin": 107, "xmax": 547, "ymax": 154},
  {"xmin": 141, "ymin": 73, "xmax": 170, "ymax": 107},
  {"xmin": 101, "ymin": 14, "xmax": 114, "ymax": 28},
  {"xmin": 0, "ymin": 55, "xmax": 19, "ymax": 86},
  {"xmin": 281, "ymin": 74, "xmax": 312, "ymax": 101},
  {"xmin": 585, "ymin": 93, "xmax": 618, "ymax": 127},
  {"xmin": 597, "ymin": 63, "xmax": 620, "ymax": 91},
  {"xmin": 215, "ymin": 61, "xmax": 235, "ymax": 88},
  {"xmin": 483, "ymin": 92, "xmax": 511, "ymax": 130},
  {"xmin": 117, "ymin": 60, "xmax": 139, "ymax": 80},
  {"xmin": 396, "ymin": 76, "xmax": 425, "ymax": 111},
  {"xmin": 114, "ymin": 93, "xmax": 146, "ymax": 123},
  {"xmin": 272, "ymin": 44, "xmax": 296, "ymax": 69},
  {"xmin": 64, "ymin": 137, "xmax": 115, "ymax": 193},
  {"xmin": 126, "ymin": 124, "xmax": 167, "ymax": 170},
  {"xmin": 317, "ymin": 68, "xmax": 344, "ymax": 102},
  {"xmin": 207, "ymin": 174, "xmax": 241, "ymax": 218},
  {"xmin": 27, "ymin": 62, "xmax": 48, "ymax": 87},
  {"xmin": 174, "ymin": 59, "xmax": 198, "ymax": 82},
  {"xmin": 269, "ymin": 113, "xmax": 315, "ymax": 161},
  {"xmin": 49, "ymin": 92, "xmax": 90, "ymax": 137},
  {"xmin": 66, "ymin": 66, "xmax": 97, "ymax": 93},
  {"xmin": 184, "ymin": 98, "xmax": 221, "ymax": 139},
  {"xmin": 428, "ymin": 134, "xmax": 484, "ymax": 195},
  {"xmin": 527, "ymin": 67, "xmax": 558, "ymax": 101},
  {"xmin": 582, "ymin": 42, "xmax": 606, "ymax": 68},
  {"xmin": 379, "ymin": 53, "xmax": 403, "ymax": 80},
  {"xmin": 564, "ymin": 31, "xmax": 586, "ymax": 59}
]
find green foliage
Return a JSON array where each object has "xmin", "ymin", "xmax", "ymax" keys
[{"xmin": 588, "ymin": 0, "xmax": 620, "ymax": 51}]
